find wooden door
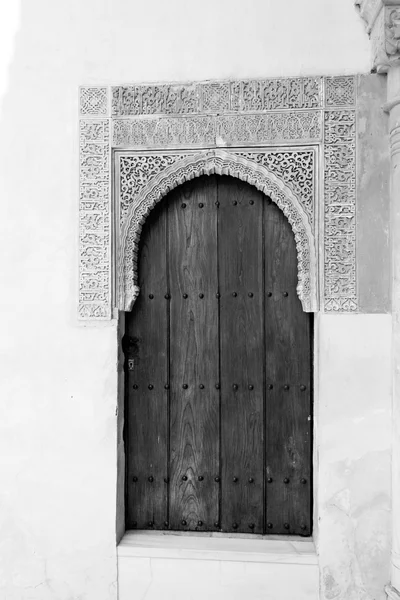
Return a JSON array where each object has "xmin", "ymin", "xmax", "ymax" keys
[{"xmin": 124, "ymin": 175, "xmax": 312, "ymax": 536}]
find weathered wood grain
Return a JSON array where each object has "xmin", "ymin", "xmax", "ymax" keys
[
  {"xmin": 125, "ymin": 200, "xmax": 169, "ymax": 530},
  {"xmin": 218, "ymin": 177, "xmax": 264, "ymax": 534},
  {"xmin": 264, "ymin": 198, "xmax": 312, "ymax": 536},
  {"xmin": 168, "ymin": 176, "xmax": 220, "ymax": 531},
  {"xmin": 125, "ymin": 175, "xmax": 312, "ymax": 536}
]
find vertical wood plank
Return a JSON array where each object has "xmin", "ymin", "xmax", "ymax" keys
[
  {"xmin": 264, "ymin": 198, "xmax": 312, "ymax": 536},
  {"xmin": 168, "ymin": 176, "xmax": 220, "ymax": 531},
  {"xmin": 125, "ymin": 201, "xmax": 168, "ymax": 530},
  {"xmin": 219, "ymin": 176, "xmax": 264, "ymax": 534}
]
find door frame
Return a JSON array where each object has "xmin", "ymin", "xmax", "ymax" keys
[
  {"xmin": 78, "ymin": 75, "xmax": 358, "ymax": 322},
  {"xmin": 77, "ymin": 76, "xmax": 359, "ymax": 549}
]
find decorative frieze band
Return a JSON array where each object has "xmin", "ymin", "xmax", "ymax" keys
[
  {"xmin": 79, "ymin": 119, "xmax": 111, "ymax": 320},
  {"xmin": 79, "ymin": 85, "xmax": 112, "ymax": 320},
  {"xmin": 111, "ymin": 78, "xmax": 323, "ymax": 116},
  {"xmin": 112, "ymin": 112, "xmax": 322, "ymax": 149},
  {"xmin": 78, "ymin": 76, "xmax": 359, "ymax": 320},
  {"xmin": 323, "ymin": 91, "xmax": 357, "ymax": 311}
]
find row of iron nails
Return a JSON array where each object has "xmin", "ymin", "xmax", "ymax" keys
[
  {"xmin": 131, "ymin": 383, "xmax": 307, "ymax": 391},
  {"xmin": 180, "ymin": 200, "xmax": 260, "ymax": 208},
  {"xmin": 146, "ymin": 292, "xmax": 289, "ymax": 299},
  {"xmin": 132, "ymin": 476, "xmax": 307, "ymax": 484}
]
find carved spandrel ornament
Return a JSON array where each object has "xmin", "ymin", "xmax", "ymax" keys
[
  {"xmin": 117, "ymin": 150, "xmax": 317, "ymax": 314},
  {"xmin": 78, "ymin": 76, "xmax": 359, "ymax": 320}
]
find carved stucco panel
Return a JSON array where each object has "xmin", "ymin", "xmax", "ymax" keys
[
  {"xmin": 118, "ymin": 150, "xmax": 317, "ymax": 314},
  {"xmin": 79, "ymin": 117, "xmax": 111, "ymax": 320},
  {"xmin": 119, "ymin": 149, "xmax": 315, "ymax": 229},
  {"xmin": 112, "ymin": 112, "xmax": 322, "ymax": 148},
  {"xmin": 323, "ymin": 105, "xmax": 357, "ymax": 312},
  {"xmin": 111, "ymin": 78, "xmax": 323, "ymax": 116},
  {"xmin": 78, "ymin": 76, "xmax": 359, "ymax": 320}
]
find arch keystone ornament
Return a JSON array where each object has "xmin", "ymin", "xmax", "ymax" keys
[
  {"xmin": 79, "ymin": 75, "xmax": 359, "ymax": 320},
  {"xmin": 118, "ymin": 150, "xmax": 317, "ymax": 313}
]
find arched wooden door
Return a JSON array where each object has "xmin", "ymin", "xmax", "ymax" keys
[{"xmin": 124, "ymin": 175, "xmax": 312, "ymax": 536}]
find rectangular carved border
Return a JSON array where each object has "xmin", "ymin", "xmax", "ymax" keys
[
  {"xmin": 323, "ymin": 77, "xmax": 357, "ymax": 312},
  {"xmin": 78, "ymin": 76, "xmax": 357, "ymax": 320}
]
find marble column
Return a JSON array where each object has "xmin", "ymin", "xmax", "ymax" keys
[
  {"xmin": 385, "ymin": 62, "xmax": 400, "ymax": 600},
  {"xmin": 367, "ymin": 1, "xmax": 400, "ymax": 597}
]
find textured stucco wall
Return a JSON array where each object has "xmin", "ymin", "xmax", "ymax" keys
[
  {"xmin": 357, "ymin": 75, "xmax": 391, "ymax": 313},
  {"xmin": 316, "ymin": 314, "xmax": 392, "ymax": 600},
  {"xmin": 0, "ymin": 1, "xmax": 391, "ymax": 600}
]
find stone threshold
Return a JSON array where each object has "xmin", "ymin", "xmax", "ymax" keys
[{"xmin": 118, "ymin": 530, "xmax": 317, "ymax": 565}]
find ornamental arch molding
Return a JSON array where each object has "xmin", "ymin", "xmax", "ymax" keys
[
  {"xmin": 118, "ymin": 150, "xmax": 317, "ymax": 313},
  {"xmin": 78, "ymin": 76, "xmax": 358, "ymax": 319}
]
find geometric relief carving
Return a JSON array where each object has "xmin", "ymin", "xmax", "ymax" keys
[
  {"xmin": 79, "ymin": 119, "xmax": 111, "ymax": 320},
  {"xmin": 80, "ymin": 87, "xmax": 108, "ymax": 116},
  {"xmin": 111, "ymin": 77, "xmax": 323, "ymax": 116},
  {"xmin": 323, "ymin": 90, "xmax": 357, "ymax": 310},
  {"xmin": 117, "ymin": 150, "xmax": 317, "ymax": 315},
  {"xmin": 324, "ymin": 76, "xmax": 356, "ymax": 108},
  {"xmin": 201, "ymin": 82, "xmax": 230, "ymax": 112},
  {"xmin": 79, "ymin": 75, "xmax": 359, "ymax": 319}
]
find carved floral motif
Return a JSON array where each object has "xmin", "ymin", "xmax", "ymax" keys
[
  {"xmin": 324, "ymin": 107, "xmax": 357, "ymax": 312},
  {"xmin": 118, "ymin": 151, "xmax": 317, "ymax": 314},
  {"xmin": 112, "ymin": 112, "xmax": 322, "ymax": 148},
  {"xmin": 78, "ymin": 75, "xmax": 359, "ymax": 320},
  {"xmin": 370, "ymin": 4, "xmax": 400, "ymax": 72},
  {"xmin": 239, "ymin": 150, "xmax": 315, "ymax": 226},
  {"xmin": 111, "ymin": 77, "xmax": 322, "ymax": 117},
  {"xmin": 79, "ymin": 119, "xmax": 111, "ymax": 320},
  {"xmin": 231, "ymin": 78, "xmax": 322, "ymax": 111},
  {"xmin": 113, "ymin": 85, "xmax": 199, "ymax": 116},
  {"xmin": 216, "ymin": 112, "xmax": 321, "ymax": 145},
  {"xmin": 386, "ymin": 8, "xmax": 400, "ymax": 57},
  {"xmin": 118, "ymin": 150, "xmax": 315, "ymax": 233},
  {"xmin": 119, "ymin": 154, "xmax": 189, "ymax": 226},
  {"xmin": 113, "ymin": 117, "xmax": 216, "ymax": 148}
]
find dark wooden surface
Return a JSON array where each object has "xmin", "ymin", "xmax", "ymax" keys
[
  {"xmin": 168, "ymin": 177, "xmax": 220, "ymax": 531},
  {"xmin": 125, "ymin": 174, "xmax": 312, "ymax": 535},
  {"xmin": 125, "ymin": 200, "xmax": 168, "ymax": 530},
  {"xmin": 218, "ymin": 178, "xmax": 264, "ymax": 534},
  {"xmin": 264, "ymin": 199, "xmax": 312, "ymax": 535}
]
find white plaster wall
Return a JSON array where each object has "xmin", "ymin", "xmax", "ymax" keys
[
  {"xmin": 0, "ymin": 1, "xmax": 381, "ymax": 599},
  {"xmin": 317, "ymin": 314, "xmax": 392, "ymax": 600}
]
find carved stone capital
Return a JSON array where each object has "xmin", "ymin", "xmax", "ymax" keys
[
  {"xmin": 358, "ymin": 1, "xmax": 400, "ymax": 73},
  {"xmin": 386, "ymin": 584, "xmax": 400, "ymax": 599}
]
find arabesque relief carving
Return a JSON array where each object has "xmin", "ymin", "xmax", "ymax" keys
[
  {"xmin": 79, "ymin": 75, "xmax": 358, "ymax": 320},
  {"xmin": 117, "ymin": 150, "xmax": 317, "ymax": 314}
]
